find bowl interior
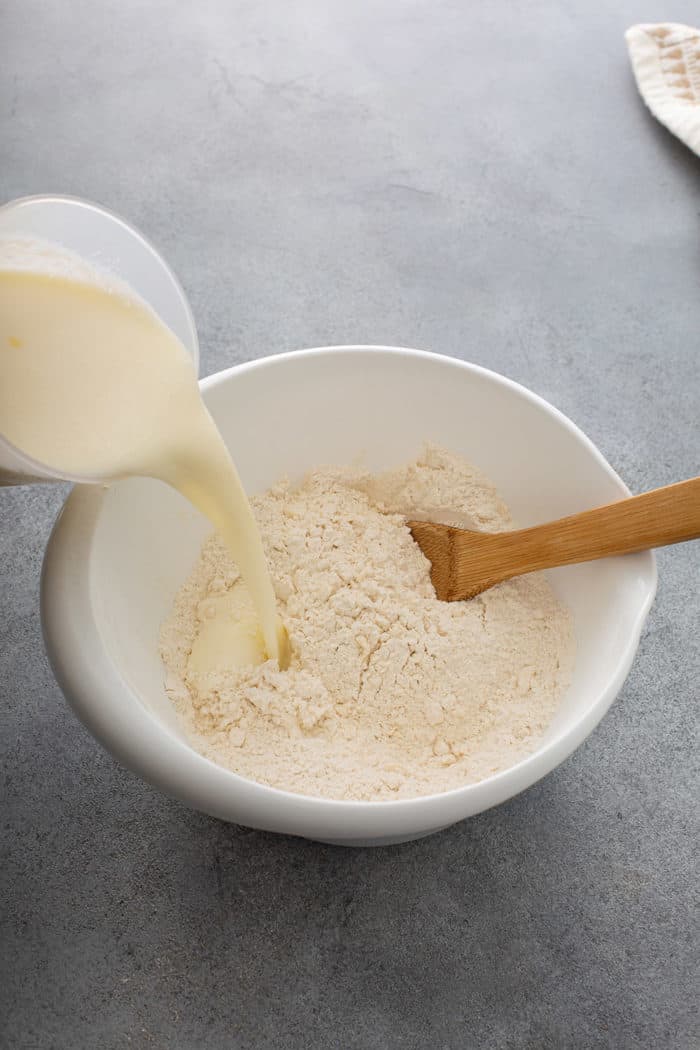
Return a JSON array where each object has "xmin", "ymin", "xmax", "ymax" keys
[{"xmin": 86, "ymin": 348, "xmax": 655, "ymax": 761}]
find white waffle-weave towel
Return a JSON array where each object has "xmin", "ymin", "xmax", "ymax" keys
[{"xmin": 626, "ymin": 23, "xmax": 700, "ymax": 155}]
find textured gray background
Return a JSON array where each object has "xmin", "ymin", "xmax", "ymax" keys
[{"xmin": 1, "ymin": 2, "xmax": 698, "ymax": 1048}]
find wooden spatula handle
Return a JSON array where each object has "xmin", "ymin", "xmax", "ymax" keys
[{"xmin": 477, "ymin": 476, "xmax": 700, "ymax": 579}]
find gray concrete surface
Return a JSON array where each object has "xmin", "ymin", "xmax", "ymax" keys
[{"xmin": 1, "ymin": 2, "xmax": 698, "ymax": 1047}]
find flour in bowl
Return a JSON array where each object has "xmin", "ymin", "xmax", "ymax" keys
[{"xmin": 160, "ymin": 446, "xmax": 574, "ymax": 801}]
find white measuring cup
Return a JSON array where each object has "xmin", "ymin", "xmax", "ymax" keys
[{"xmin": 0, "ymin": 195, "xmax": 199, "ymax": 485}]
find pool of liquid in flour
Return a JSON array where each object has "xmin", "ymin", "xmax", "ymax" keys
[{"xmin": 0, "ymin": 251, "xmax": 289, "ymax": 668}]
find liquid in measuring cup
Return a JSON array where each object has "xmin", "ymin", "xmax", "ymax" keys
[{"xmin": 0, "ymin": 240, "xmax": 289, "ymax": 669}]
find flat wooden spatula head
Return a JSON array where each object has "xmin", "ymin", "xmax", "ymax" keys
[{"xmin": 408, "ymin": 520, "xmax": 473, "ymax": 602}]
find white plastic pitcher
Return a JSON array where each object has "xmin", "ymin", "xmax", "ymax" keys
[{"xmin": 0, "ymin": 195, "xmax": 199, "ymax": 484}]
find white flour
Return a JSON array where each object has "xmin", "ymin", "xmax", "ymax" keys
[{"xmin": 160, "ymin": 446, "xmax": 574, "ymax": 801}]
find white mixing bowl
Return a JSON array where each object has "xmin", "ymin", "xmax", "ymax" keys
[{"xmin": 41, "ymin": 347, "xmax": 657, "ymax": 846}]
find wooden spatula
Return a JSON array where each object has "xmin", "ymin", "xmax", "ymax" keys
[{"xmin": 408, "ymin": 477, "xmax": 700, "ymax": 602}]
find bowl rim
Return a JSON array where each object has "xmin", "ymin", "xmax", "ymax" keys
[{"xmin": 40, "ymin": 346, "xmax": 657, "ymax": 831}]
